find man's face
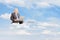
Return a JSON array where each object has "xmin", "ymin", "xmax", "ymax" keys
[{"xmin": 14, "ymin": 8, "xmax": 18, "ymax": 14}]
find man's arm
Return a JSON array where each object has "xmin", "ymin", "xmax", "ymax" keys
[
  {"xmin": 18, "ymin": 13, "xmax": 20, "ymax": 18},
  {"xmin": 10, "ymin": 13, "xmax": 17, "ymax": 21},
  {"xmin": 10, "ymin": 13, "xmax": 13, "ymax": 21}
]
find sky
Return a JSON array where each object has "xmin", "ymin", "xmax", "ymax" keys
[{"xmin": 0, "ymin": 0, "xmax": 60, "ymax": 40}]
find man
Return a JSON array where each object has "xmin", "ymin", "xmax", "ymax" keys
[{"xmin": 10, "ymin": 8, "xmax": 23, "ymax": 24}]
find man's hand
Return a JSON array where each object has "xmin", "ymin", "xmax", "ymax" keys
[{"xmin": 14, "ymin": 19, "xmax": 19, "ymax": 21}]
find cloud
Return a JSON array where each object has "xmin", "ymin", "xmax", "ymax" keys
[
  {"xmin": 0, "ymin": 0, "xmax": 60, "ymax": 10},
  {"xmin": 0, "ymin": 13, "xmax": 11, "ymax": 20},
  {"xmin": 0, "ymin": 13, "xmax": 60, "ymax": 28},
  {"xmin": 0, "ymin": 13, "xmax": 60, "ymax": 35},
  {"xmin": 0, "ymin": 0, "xmax": 52, "ymax": 9},
  {"xmin": 10, "ymin": 23, "xmax": 30, "ymax": 29},
  {"xmin": 9, "ymin": 19, "xmax": 60, "ymax": 35},
  {"xmin": 0, "ymin": 0, "xmax": 27, "ymax": 7},
  {"xmin": 57, "ymin": 32, "xmax": 60, "ymax": 34},
  {"xmin": 14, "ymin": 30, "xmax": 31, "ymax": 35},
  {"xmin": 38, "ymin": 22, "xmax": 60, "ymax": 27},
  {"xmin": 42, "ymin": 0, "xmax": 60, "ymax": 6},
  {"xmin": 35, "ymin": 2, "xmax": 51, "ymax": 8},
  {"xmin": 41, "ymin": 29, "xmax": 60, "ymax": 36},
  {"xmin": 47, "ymin": 17, "xmax": 60, "ymax": 23},
  {"xmin": 41, "ymin": 30, "xmax": 56, "ymax": 35},
  {"xmin": 6, "ymin": 5, "xmax": 14, "ymax": 9},
  {"xmin": 0, "ymin": 30, "xmax": 31, "ymax": 35},
  {"xmin": 0, "ymin": 0, "xmax": 60, "ymax": 9},
  {"xmin": 1, "ymin": 13, "xmax": 60, "ymax": 28}
]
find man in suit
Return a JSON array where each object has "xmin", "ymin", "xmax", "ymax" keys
[
  {"xmin": 10, "ymin": 8, "xmax": 20, "ymax": 23},
  {"xmin": 10, "ymin": 8, "xmax": 24, "ymax": 24}
]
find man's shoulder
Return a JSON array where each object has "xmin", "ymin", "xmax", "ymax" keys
[{"xmin": 11, "ymin": 13, "xmax": 15, "ymax": 15}]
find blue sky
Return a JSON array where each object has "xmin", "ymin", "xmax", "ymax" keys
[{"xmin": 0, "ymin": 0, "xmax": 60, "ymax": 40}]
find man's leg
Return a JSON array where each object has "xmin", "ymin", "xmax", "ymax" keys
[{"xmin": 19, "ymin": 21, "xmax": 23, "ymax": 24}]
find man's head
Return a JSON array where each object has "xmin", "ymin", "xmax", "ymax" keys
[{"xmin": 14, "ymin": 8, "xmax": 19, "ymax": 14}]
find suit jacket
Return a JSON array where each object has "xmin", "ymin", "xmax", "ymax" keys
[{"xmin": 10, "ymin": 13, "xmax": 20, "ymax": 23}]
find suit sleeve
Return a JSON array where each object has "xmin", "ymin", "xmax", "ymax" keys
[
  {"xmin": 18, "ymin": 13, "xmax": 20, "ymax": 18},
  {"xmin": 10, "ymin": 13, "xmax": 13, "ymax": 21}
]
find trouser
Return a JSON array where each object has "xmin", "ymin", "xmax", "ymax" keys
[
  {"xmin": 12, "ymin": 21, "xmax": 23, "ymax": 24},
  {"xmin": 19, "ymin": 21, "xmax": 23, "ymax": 24}
]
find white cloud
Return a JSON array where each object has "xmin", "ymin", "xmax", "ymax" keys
[
  {"xmin": 14, "ymin": 30, "xmax": 31, "ymax": 35},
  {"xmin": 6, "ymin": 5, "xmax": 14, "ymax": 9},
  {"xmin": 47, "ymin": 17, "xmax": 60, "ymax": 23},
  {"xmin": 0, "ymin": 30, "xmax": 31, "ymax": 35},
  {"xmin": 0, "ymin": 0, "xmax": 27, "ymax": 7},
  {"xmin": 56, "ymin": 32, "xmax": 60, "ymax": 34},
  {"xmin": 0, "ymin": 0, "xmax": 60, "ymax": 9},
  {"xmin": 38, "ymin": 22, "xmax": 60, "ymax": 27},
  {"xmin": 0, "ymin": 13, "xmax": 60, "ymax": 35},
  {"xmin": 0, "ymin": 13, "xmax": 60, "ymax": 28},
  {"xmin": 9, "ymin": 19, "xmax": 60, "ymax": 35},
  {"xmin": 41, "ymin": 30, "xmax": 53, "ymax": 34},
  {"xmin": 10, "ymin": 23, "xmax": 30, "ymax": 29},
  {"xmin": 41, "ymin": 30, "xmax": 57, "ymax": 35},
  {"xmin": 35, "ymin": 2, "xmax": 51, "ymax": 8},
  {"xmin": 42, "ymin": 0, "xmax": 60, "ymax": 6},
  {"xmin": 41, "ymin": 30, "xmax": 60, "ymax": 36},
  {"xmin": 0, "ymin": 0, "xmax": 52, "ymax": 8},
  {"xmin": 0, "ymin": 13, "xmax": 11, "ymax": 20}
]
